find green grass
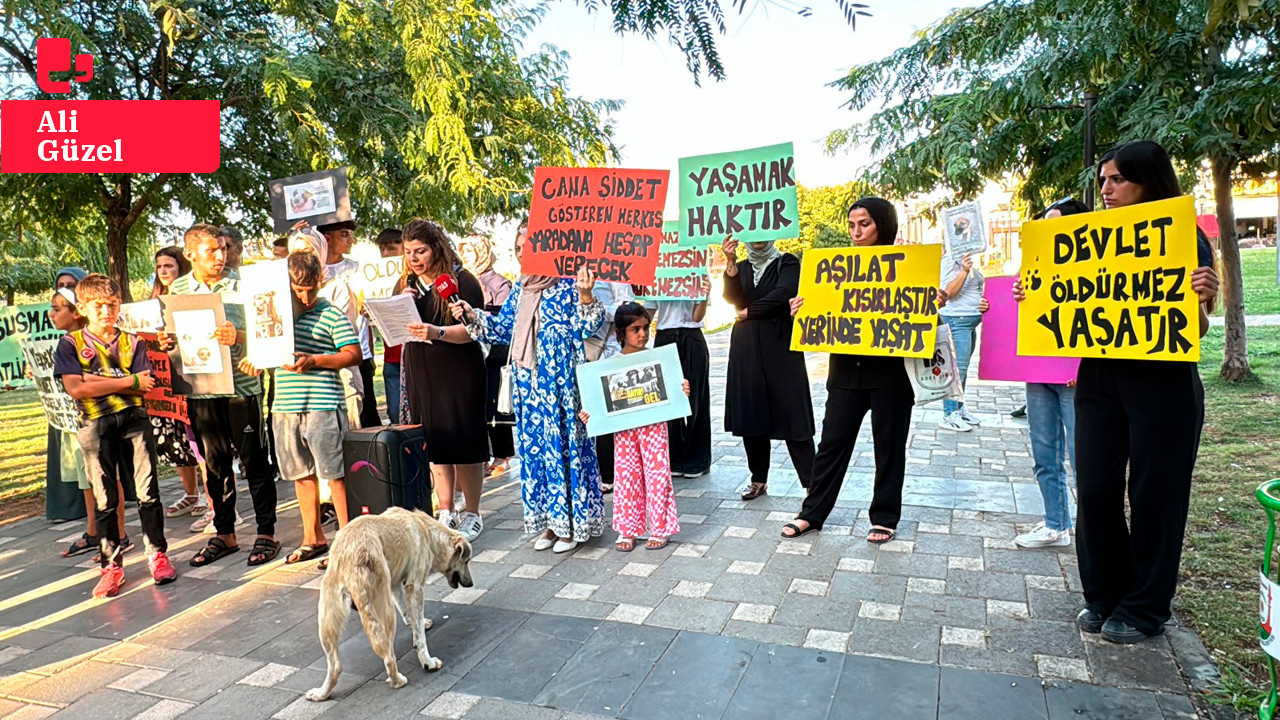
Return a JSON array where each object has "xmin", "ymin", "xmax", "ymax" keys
[
  {"xmin": 0, "ymin": 388, "xmax": 52, "ymax": 505},
  {"xmin": 1217, "ymin": 247, "xmax": 1280, "ymax": 316},
  {"xmin": 1181, "ymin": 324, "xmax": 1280, "ymax": 698}
]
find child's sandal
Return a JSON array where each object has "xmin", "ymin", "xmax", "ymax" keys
[
  {"xmin": 615, "ymin": 537, "xmax": 635, "ymax": 552},
  {"xmin": 645, "ymin": 537, "xmax": 669, "ymax": 550}
]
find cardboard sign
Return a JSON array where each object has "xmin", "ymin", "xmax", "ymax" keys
[
  {"xmin": 0, "ymin": 303, "xmax": 62, "ymax": 388},
  {"xmin": 239, "ymin": 260, "xmax": 295, "ymax": 369},
  {"xmin": 677, "ymin": 142, "xmax": 799, "ymax": 247},
  {"xmin": 1017, "ymin": 196, "xmax": 1201, "ymax": 362},
  {"xmin": 19, "ymin": 338, "xmax": 80, "ymax": 431},
  {"xmin": 653, "ymin": 221, "xmax": 709, "ymax": 301},
  {"xmin": 978, "ymin": 276, "xmax": 1080, "ymax": 384},
  {"xmin": 268, "ymin": 167, "xmax": 352, "ymax": 233},
  {"xmin": 791, "ymin": 244, "xmax": 943, "ymax": 358},
  {"xmin": 523, "ymin": 166, "xmax": 669, "ymax": 285},
  {"xmin": 941, "ymin": 202, "xmax": 987, "ymax": 260},
  {"xmin": 576, "ymin": 344, "xmax": 692, "ymax": 437},
  {"xmin": 159, "ymin": 294, "xmax": 234, "ymax": 395},
  {"xmin": 117, "ymin": 299, "xmax": 165, "ymax": 333},
  {"xmin": 138, "ymin": 333, "xmax": 189, "ymax": 423},
  {"xmin": 350, "ymin": 255, "xmax": 405, "ymax": 305}
]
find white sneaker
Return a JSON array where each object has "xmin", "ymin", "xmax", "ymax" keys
[
  {"xmin": 938, "ymin": 413, "xmax": 972, "ymax": 432},
  {"xmin": 457, "ymin": 512, "xmax": 484, "ymax": 541},
  {"xmin": 1015, "ymin": 522, "xmax": 1071, "ymax": 548},
  {"xmin": 956, "ymin": 408, "xmax": 982, "ymax": 426},
  {"xmin": 454, "ymin": 491, "xmax": 466, "ymax": 509},
  {"xmin": 552, "ymin": 539, "xmax": 579, "ymax": 553},
  {"xmin": 437, "ymin": 510, "xmax": 459, "ymax": 530},
  {"xmin": 198, "ymin": 510, "xmax": 243, "ymax": 535}
]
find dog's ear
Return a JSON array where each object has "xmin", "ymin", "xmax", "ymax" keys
[{"xmin": 451, "ymin": 534, "xmax": 468, "ymax": 560}]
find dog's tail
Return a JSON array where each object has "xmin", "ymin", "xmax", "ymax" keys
[{"xmin": 336, "ymin": 533, "xmax": 391, "ymax": 617}]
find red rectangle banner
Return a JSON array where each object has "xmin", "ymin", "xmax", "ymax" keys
[
  {"xmin": 1, "ymin": 100, "xmax": 221, "ymax": 173},
  {"xmin": 522, "ymin": 167, "xmax": 670, "ymax": 286},
  {"xmin": 138, "ymin": 333, "xmax": 189, "ymax": 424}
]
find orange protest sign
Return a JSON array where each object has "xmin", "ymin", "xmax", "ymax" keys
[{"xmin": 523, "ymin": 167, "xmax": 670, "ymax": 285}]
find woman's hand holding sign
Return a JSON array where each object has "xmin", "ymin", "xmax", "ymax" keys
[
  {"xmin": 721, "ymin": 236, "xmax": 739, "ymax": 277},
  {"xmin": 789, "ymin": 296, "xmax": 804, "ymax": 317},
  {"xmin": 1191, "ymin": 266, "xmax": 1219, "ymax": 305}
]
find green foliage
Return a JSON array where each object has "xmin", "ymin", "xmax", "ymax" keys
[
  {"xmin": 827, "ymin": 0, "xmax": 1280, "ymax": 211},
  {"xmin": 0, "ymin": 0, "xmax": 619, "ymax": 292},
  {"xmin": 776, "ymin": 180, "xmax": 875, "ymax": 255}
]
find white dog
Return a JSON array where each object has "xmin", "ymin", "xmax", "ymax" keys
[{"xmin": 306, "ymin": 507, "xmax": 474, "ymax": 701}]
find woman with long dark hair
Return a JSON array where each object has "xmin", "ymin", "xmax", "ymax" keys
[
  {"xmin": 780, "ymin": 198, "xmax": 918, "ymax": 544},
  {"xmin": 397, "ymin": 219, "xmax": 489, "ymax": 541},
  {"xmin": 1016, "ymin": 140, "xmax": 1218, "ymax": 644}
]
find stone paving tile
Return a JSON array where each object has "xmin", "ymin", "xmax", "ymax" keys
[
  {"xmin": 830, "ymin": 571, "xmax": 907, "ymax": 605},
  {"xmin": 11, "ymin": 659, "xmax": 136, "ymax": 705},
  {"xmin": 938, "ymin": 667, "xmax": 1047, "ymax": 720},
  {"xmin": 621, "ymin": 632, "xmax": 755, "ymax": 720},
  {"xmin": 772, "ymin": 593, "xmax": 860, "ymax": 633},
  {"xmin": 643, "ymin": 595, "xmax": 734, "ymax": 634},
  {"xmin": 849, "ymin": 618, "xmax": 940, "ymax": 664}
]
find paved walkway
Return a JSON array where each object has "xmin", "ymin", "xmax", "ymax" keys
[
  {"xmin": 0, "ymin": 332, "xmax": 1216, "ymax": 719},
  {"xmin": 1209, "ymin": 313, "xmax": 1280, "ymax": 327}
]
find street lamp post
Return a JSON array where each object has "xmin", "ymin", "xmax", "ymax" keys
[{"xmin": 1084, "ymin": 91, "xmax": 1097, "ymax": 209}]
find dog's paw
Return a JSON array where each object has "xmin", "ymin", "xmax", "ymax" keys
[
  {"xmin": 423, "ymin": 618, "xmax": 433, "ymax": 630},
  {"xmin": 305, "ymin": 688, "xmax": 331, "ymax": 702},
  {"xmin": 388, "ymin": 672, "xmax": 408, "ymax": 689},
  {"xmin": 423, "ymin": 656, "xmax": 443, "ymax": 672}
]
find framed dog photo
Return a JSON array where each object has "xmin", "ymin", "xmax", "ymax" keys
[
  {"xmin": 239, "ymin": 259, "xmax": 295, "ymax": 368},
  {"xmin": 158, "ymin": 293, "xmax": 234, "ymax": 396},
  {"xmin": 268, "ymin": 167, "xmax": 352, "ymax": 233},
  {"xmin": 941, "ymin": 201, "xmax": 987, "ymax": 260},
  {"xmin": 576, "ymin": 344, "xmax": 691, "ymax": 437}
]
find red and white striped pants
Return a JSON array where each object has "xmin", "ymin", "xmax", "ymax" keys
[{"xmin": 611, "ymin": 422, "xmax": 680, "ymax": 539}]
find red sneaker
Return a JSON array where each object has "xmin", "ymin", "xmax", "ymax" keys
[
  {"xmin": 93, "ymin": 565, "xmax": 126, "ymax": 599},
  {"xmin": 149, "ymin": 551, "xmax": 178, "ymax": 585}
]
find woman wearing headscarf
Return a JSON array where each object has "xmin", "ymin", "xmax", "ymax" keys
[
  {"xmin": 780, "ymin": 198, "xmax": 919, "ymax": 544},
  {"xmin": 720, "ymin": 235, "xmax": 815, "ymax": 502},
  {"xmin": 452, "ymin": 222, "xmax": 604, "ymax": 553},
  {"xmin": 460, "ymin": 234, "xmax": 516, "ymax": 475},
  {"xmin": 46, "ymin": 268, "xmax": 90, "ymax": 523}
]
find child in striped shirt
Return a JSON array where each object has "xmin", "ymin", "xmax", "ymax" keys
[{"xmin": 246, "ymin": 252, "xmax": 362, "ymax": 564}]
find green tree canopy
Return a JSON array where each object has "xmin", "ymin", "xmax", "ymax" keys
[
  {"xmin": 0, "ymin": 0, "xmax": 619, "ymax": 299},
  {"xmin": 827, "ymin": 0, "xmax": 1280, "ymax": 380}
]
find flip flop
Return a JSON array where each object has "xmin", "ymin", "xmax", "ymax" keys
[
  {"xmin": 247, "ymin": 538, "xmax": 281, "ymax": 566},
  {"xmin": 286, "ymin": 544, "xmax": 329, "ymax": 564},
  {"xmin": 189, "ymin": 537, "xmax": 240, "ymax": 566},
  {"xmin": 867, "ymin": 527, "xmax": 896, "ymax": 544},
  {"xmin": 781, "ymin": 522, "xmax": 818, "ymax": 539}
]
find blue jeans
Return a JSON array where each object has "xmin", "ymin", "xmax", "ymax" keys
[
  {"xmin": 941, "ymin": 314, "xmax": 981, "ymax": 415},
  {"xmin": 384, "ymin": 361, "xmax": 401, "ymax": 424},
  {"xmin": 1026, "ymin": 382, "xmax": 1076, "ymax": 531}
]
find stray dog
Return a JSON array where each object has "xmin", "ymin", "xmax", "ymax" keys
[{"xmin": 306, "ymin": 507, "xmax": 473, "ymax": 701}]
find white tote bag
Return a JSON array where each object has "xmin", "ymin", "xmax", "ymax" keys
[{"xmin": 905, "ymin": 324, "xmax": 965, "ymax": 406}]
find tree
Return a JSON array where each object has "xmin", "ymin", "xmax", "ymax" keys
[
  {"xmin": 777, "ymin": 180, "xmax": 876, "ymax": 255},
  {"xmin": 827, "ymin": 0, "xmax": 1280, "ymax": 381},
  {"xmin": 0, "ymin": 0, "xmax": 618, "ymax": 300}
]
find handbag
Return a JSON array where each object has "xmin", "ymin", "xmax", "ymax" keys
[
  {"xmin": 905, "ymin": 324, "xmax": 964, "ymax": 406},
  {"xmin": 496, "ymin": 357, "xmax": 513, "ymax": 415}
]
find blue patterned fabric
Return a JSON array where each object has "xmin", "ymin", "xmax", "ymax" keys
[{"xmin": 479, "ymin": 279, "xmax": 606, "ymax": 541}]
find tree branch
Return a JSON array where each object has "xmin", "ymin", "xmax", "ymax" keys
[
  {"xmin": 0, "ymin": 36, "xmax": 36, "ymax": 83},
  {"xmin": 92, "ymin": 175, "xmax": 114, "ymax": 210},
  {"xmin": 125, "ymin": 173, "xmax": 171, "ymax": 227}
]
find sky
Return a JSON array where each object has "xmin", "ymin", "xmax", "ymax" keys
[{"xmin": 523, "ymin": 0, "xmax": 981, "ymax": 217}]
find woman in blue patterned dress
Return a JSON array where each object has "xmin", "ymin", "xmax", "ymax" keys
[{"xmin": 454, "ymin": 235, "xmax": 605, "ymax": 553}]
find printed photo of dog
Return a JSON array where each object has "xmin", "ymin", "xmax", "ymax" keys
[{"xmin": 306, "ymin": 507, "xmax": 473, "ymax": 702}]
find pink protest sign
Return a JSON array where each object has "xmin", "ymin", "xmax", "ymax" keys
[{"xmin": 978, "ymin": 276, "xmax": 1079, "ymax": 384}]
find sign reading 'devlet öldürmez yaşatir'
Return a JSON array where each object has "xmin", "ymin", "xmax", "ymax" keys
[
  {"xmin": 1017, "ymin": 195, "xmax": 1201, "ymax": 362},
  {"xmin": 677, "ymin": 142, "xmax": 799, "ymax": 247},
  {"xmin": 791, "ymin": 244, "xmax": 943, "ymax": 359},
  {"xmin": 523, "ymin": 167, "xmax": 670, "ymax": 286}
]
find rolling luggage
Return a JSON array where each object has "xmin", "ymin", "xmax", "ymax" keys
[{"xmin": 342, "ymin": 424, "xmax": 432, "ymax": 516}]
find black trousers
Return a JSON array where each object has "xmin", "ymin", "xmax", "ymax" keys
[
  {"xmin": 189, "ymin": 395, "xmax": 277, "ymax": 536},
  {"xmin": 799, "ymin": 383, "xmax": 914, "ymax": 530},
  {"xmin": 656, "ymin": 328, "xmax": 712, "ymax": 475},
  {"xmin": 743, "ymin": 434, "xmax": 814, "ymax": 489},
  {"xmin": 597, "ymin": 433, "xmax": 615, "ymax": 484},
  {"xmin": 1075, "ymin": 358, "xmax": 1204, "ymax": 635},
  {"xmin": 76, "ymin": 408, "xmax": 166, "ymax": 565},
  {"xmin": 359, "ymin": 358, "xmax": 382, "ymax": 428}
]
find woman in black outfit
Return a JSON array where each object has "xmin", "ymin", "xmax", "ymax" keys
[
  {"xmin": 780, "ymin": 198, "xmax": 916, "ymax": 544},
  {"xmin": 721, "ymin": 236, "xmax": 815, "ymax": 501},
  {"xmin": 1017, "ymin": 141, "xmax": 1218, "ymax": 644},
  {"xmin": 399, "ymin": 219, "xmax": 490, "ymax": 541}
]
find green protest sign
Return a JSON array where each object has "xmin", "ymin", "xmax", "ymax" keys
[
  {"xmin": 0, "ymin": 303, "xmax": 61, "ymax": 388},
  {"xmin": 654, "ymin": 221, "xmax": 709, "ymax": 300},
  {"xmin": 677, "ymin": 142, "xmax": 799, "ymax": 247}
]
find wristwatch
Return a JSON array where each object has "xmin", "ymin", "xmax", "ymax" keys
[{"xmin": 437, "ymin": 327, "xmax": 446, "ymax": 340}]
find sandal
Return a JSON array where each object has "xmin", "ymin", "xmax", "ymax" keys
[
  {"xmin": 286, "ymin": 544, "xmax": 329, "ymax": 564},
  {"xmin": 740, "ymin": 483, "xmax": 767, "ymax": 501},
  {"xmin": 247, "ymin": 538, "xmax": 281, "ymax": 566},
  {"xmin": 781, "ymin": 521, "xmax": 818, "ymax": 539},
  {"xmin": 61, "ymin": 533, "xmax": 98, "ymax": 558},
  {"xmin": 165, "ymin": 494, "xmax": 199, "ymax": 518},
  {"xmin": 190, "ymin": 537, "xmax": 240, "ymax": 566},
  {"xmin": 645, "ymin": 537, "xmax": 669, "ymax": 550},
  {"xmin": 867, "ymin": 526, "xmax": 896, "ymax": 544},
  {"xmin": 318, "ymin": 558, "xmax": 329, "ymax": 570},
  {"xmin": 615, "ymin": 537, "xmax": 635, "ymax": 552}
]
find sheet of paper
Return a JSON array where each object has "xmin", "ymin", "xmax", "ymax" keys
[
  {"xmin": 363, "ymin": 294, "xmax": 424, "ymax": 348},
  {"xmin": 173, "ymin": 309, "xmax": 224, "ymax": 374}
]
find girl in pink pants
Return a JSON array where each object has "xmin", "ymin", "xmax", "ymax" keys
[{"xmin": 580, "ymin": 302, "xmax": 688, "ymax": 551}]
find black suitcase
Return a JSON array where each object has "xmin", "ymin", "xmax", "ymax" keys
[{"xmin": 343, "ymin": 424, "xmax": 432, "ymax": 517}]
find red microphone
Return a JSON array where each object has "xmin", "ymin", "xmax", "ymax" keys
[{"xmin": 433, "ymin": 274, "xmax": 460, "ymax": 303}]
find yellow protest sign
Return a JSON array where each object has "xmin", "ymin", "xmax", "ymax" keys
[
  {"xmin": 1017, "ymin": 195, "xmax": 1201, "ymax": 362},
  {"xmin": 791, "ymin": 244, "xmax": 942, "ymax": 358}
]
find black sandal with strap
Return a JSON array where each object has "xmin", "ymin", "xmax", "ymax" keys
[
  {"xmin": 61, "ymin": 532, "xmax": 97, "ymax": 558},
  {"xmin": 190, "ymin": 537, "xmax": 240, "ymax": 566},
  {"xmin": 867, "ymin": 526, "xmax": 896, "ymax": 544},
  {"xmin": 247, "ymin": 538, "xmax": 281, "ymax": 566},
  {"xmin": 781, "ymin": 521, "xmax": 819, "ymax": 539},
  {"xmin": 286, "ymin": 544, "xmax": 329, "ymax": 564}
]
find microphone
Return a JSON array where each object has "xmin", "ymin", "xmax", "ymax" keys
[{"xmin": 433, "ymin": 274, "xmax": 460, "ymax": 304}]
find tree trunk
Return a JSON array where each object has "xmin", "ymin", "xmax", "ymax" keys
[
  {"xmin": 1210, "ymin": 153, "xmax": 1251, "ymax": 381},
  {"xmin": 105, "ymin": 175, "xmax": 133, "ymax": 302}
]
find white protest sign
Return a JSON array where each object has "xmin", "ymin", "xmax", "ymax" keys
[
  {"xmin": 20, "ymin": 338, "xmax": 80, "ymax": 431},
  {"xmin": 239, "ymin": 259, "xmax": 296, "ymax": 369}
]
